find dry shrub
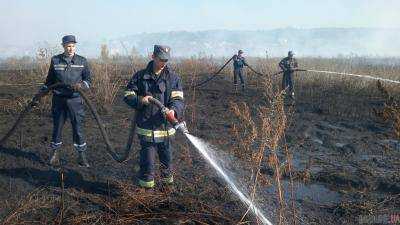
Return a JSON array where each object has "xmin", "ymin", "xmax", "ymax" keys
[
  {"xmin": 174, "ymin": 56, "xmax": 222, "ymax": 79},
  {"xmin": 376, "ymin": 81, "xmax": 400, "ymax": 139},
  {"xmin": 89, "ymin": 61, "xmax": 123, "ymax": 113},
  {"xmin": 258, "ymin": 90, "xmax": 288, "ymax": 225},
  {"xmin": 230, "ymin": 102, "xmax": 257, "ymax": 163},
  {"xmin": 230, "ymin": 77, "xmax": 292, "ymax": 225},
  {"xmin": 35, "ymin": 47, "xmax": 53, "ymax": 81}
]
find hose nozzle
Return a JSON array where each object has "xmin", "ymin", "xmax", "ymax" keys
[
  {"xmin": 148, "ymin": 97, "xmax": 189, "ymax": 134},
  {"xmin": 174, "ymin": 121, "xmax": 189, "ymax": 134}
]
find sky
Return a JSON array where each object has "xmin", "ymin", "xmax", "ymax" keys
[{"xmin": 1, "ymin": 0, "xmax": 399, "ymax": 47}]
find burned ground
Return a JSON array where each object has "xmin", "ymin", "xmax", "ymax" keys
[{"xmin": 0, "ymin": 58, "xmax": 399, "ymax": 224}]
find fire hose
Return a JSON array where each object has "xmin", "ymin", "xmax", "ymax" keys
[
  {"xmin": 0, "ymin": 83, "xmax": 136, "ymax": 163},
  {"xmin": 193, "ymin": 57, "xmax": 233, "ymax": 88},
  {"xmin": 193, "ymin": 57, "xmax": 268, "ymax": 88},
  {"xmin": 0, "ymin": 84, "xmax": 189, "ymax": 163},
  {"xmin": 247, "ymin": 65, "xmax": 266, "ymax": 77},
  {"xmin": 147, "ymin": 97, "xmax": 189, "ymax": 134},
  {"xmin": 194, "ymin": 62, "xmax": 400, "ymax": 89}
]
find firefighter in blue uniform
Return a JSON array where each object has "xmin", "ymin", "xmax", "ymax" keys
[
  {"xmin": 233, "ymin": 50, "xmax": 248, "ymax": 92},
  {"xmin": 40, "ymin": 35, "xmax": 91, "ymax": 168},
  {"xmin": 124, "ymin": 45, "xmax": 184, "ymax": 188},
  {"xmin": 279, "ymin": 51, "xmax": 298, "ymax": 100}
]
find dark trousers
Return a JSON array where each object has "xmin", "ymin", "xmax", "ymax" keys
[
  {"xmin": 51, "ymin": 95, "xmax": 86, "ymax": 151},
  {"xmin": 138, "ymin": 139, "xmax": 172, "ymax": 181},
  {"xmin": 234, "ymin": 68, "xmax": 245, "ymax": 86},
  {"xmin": 282, "ymin": 72, "xmax": 294, "ymax": 95}
]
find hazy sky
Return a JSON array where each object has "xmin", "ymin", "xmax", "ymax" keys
[{"xmin": 1, "ymin": 0, "xmax": 399, "ymax": 46}]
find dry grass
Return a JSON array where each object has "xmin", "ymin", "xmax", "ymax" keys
[
  {"xmin": 2, "ymin": 189, "xmax": 57, "ymax": 225},
  {"xmin": 2, "ymin": 181, "xmax": 235, "ymax": 225}
]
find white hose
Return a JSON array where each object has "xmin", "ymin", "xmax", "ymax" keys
[{"xmin": 305, "ymin": 69, "xmax": 400, "ymax": 84}]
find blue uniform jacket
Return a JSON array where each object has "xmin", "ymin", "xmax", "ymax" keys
[
  {"xmin": 233, "ymin": 55, "xmax": 248, "ymax": 70},
  {"xmin": 45, "ymin": 53, "xmax": 91, "ymax": 98},
  {"xmin": 124, "ymin": 61, "xmax": 185, "ymax": 132}
]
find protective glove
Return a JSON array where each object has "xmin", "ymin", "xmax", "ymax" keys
[
  {"xmin": 71, "ymin": 81, "xmax": 90, "ymax": 91},
  {"xmin": 30, "ymin": 95, "xmax": 41, "ymax": 107},
  {"xmin": 31, "ymin": 99, "xmax": 39, "ymax": 107}
]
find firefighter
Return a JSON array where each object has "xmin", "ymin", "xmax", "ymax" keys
[
  {"xmin": 39, "ymin": 35, "xmax": 91, "ymax": 168},
  {"xmin": 233, "ymin": 50, "xmax": 248, "ymax": 92},
  {"xmin": 124, "ymin": 45, "xmax": 184, "ymax": 188},
  {"xmin": 279, "ymin": 51, "xmax": 298, "ymax": 99}
]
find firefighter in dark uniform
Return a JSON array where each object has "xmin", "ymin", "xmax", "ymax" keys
[
  {"xmin": 279, "ymin": 51, "xmax": 298, "ymax": 99},
  {"xmin": 233, "ymin": 50, "xmax": 248, "ymax": 92},
  {"xmin": 124, "ymin": 45, "xmax": 184, "ymax": 188},
  {"xmin": 39, "ymin": 35, "xmax": 91, "ymax": 168}
]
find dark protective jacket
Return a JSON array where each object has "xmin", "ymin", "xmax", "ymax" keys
[
  {"xmin": 124, "ymin": 61, "xmax": 184, "ymax": 142},
  {"xmin": 279, "ymin": 57, "xmax": 298, "ymax": 72},
  {"xmin": 45, "ymin": 53, "xmax": 91, "ymax": 98},
  {"xmin": 233, "ymin": 54, "xmax": 248, "ymax": 70}
]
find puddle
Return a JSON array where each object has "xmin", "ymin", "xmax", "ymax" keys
[
  {"xmin": 294, "ymin": 182, "xmax": 341, "ymax": 205},
  {"xmin": 265, "ymin": 180, "xmax": 341, "ymax": 206}
]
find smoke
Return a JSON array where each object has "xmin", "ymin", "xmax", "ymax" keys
[
  {"xmin": 356, "ymin": 1, "xmax": 400, "ymax": 57},
  {"xmin": 107, "ymin": 28, "xmax": 400, "ymax": 58}
]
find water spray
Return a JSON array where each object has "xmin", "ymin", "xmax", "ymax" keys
[
  {"xmin": 304, "ymin": 69, "xmax": 400, "ymax": 84},
  {"xmin": 185, "ymin": 134, "xmax": 273, "ymax": 225},
  {"xmin": 148, "ymin": 96, "xmax": 273, "ymax": 225},
  {"xmin": 273, "ymin": 68, "xmax": 400, "ymax": 84}
]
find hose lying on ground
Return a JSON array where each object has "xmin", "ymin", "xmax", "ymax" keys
[
  {"xmin": 192, "ymin": 57, "xmax": 273, "ymax": 88},
  {"xmin": 193, "ymin": 57, "xmax": 234, "ymax": 88},
  {"xmin": 246, "ymin": 64, "xmax": 267, "ymax": 77},
  {"xmin": 0, "ymin": 83, "xmax": 136, "ymax": 163}
]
